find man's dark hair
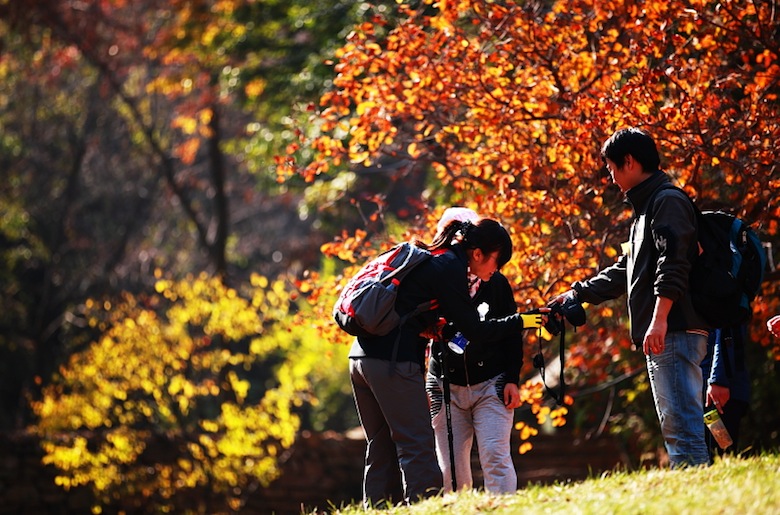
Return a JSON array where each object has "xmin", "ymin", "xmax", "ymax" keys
[{"xmin": 600, "ymin": 127, "xmax": 661, "ymax": 173}]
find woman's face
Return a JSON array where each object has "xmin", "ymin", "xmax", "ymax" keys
[{"xmin": 468, "ymin": 248, "xmax": 500, "ymax": 281}]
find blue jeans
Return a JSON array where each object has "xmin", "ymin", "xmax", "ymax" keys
[{"xmin": 646, "ymin": 331, "xmax": 710, "ymax": 467}]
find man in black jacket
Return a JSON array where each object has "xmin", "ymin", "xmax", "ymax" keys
[{"xmin": 552, "ymin": 128, "xmax": 711, "ymax": 467}]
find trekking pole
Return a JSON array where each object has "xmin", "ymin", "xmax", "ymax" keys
[{"xmin": 438, "ymin": 341, "xmax": 457, "ymax": 491}]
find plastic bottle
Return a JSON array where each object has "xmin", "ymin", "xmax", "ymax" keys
[
  {"xmin": 448, "ymin": 332, "xmax": 469, "ymax": 354},
  {"xmin": 704, "ymin": 408, "xmax": 733, "ymax": 449},
  {"xmin": 449, "ymin": 302, "xmax": 489, "ymax": 354}
]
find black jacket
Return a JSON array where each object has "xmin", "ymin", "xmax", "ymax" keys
[
  {"xmin": 428, "ymin": 272, "xmax": 523, "ymax": 386},
  {"xmin": 573, "ymin": 172, "xmax": 709, "ymax": 345},
  {"xmin": 349, "ymin": 245, "xmax": 525, "ymax": 367}
]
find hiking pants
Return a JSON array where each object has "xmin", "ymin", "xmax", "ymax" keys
[
  {"xmin": 426, "ymin": 372, "xmax": 517, "ymax": 494},
  {"xmin": 350, "ymin": 357, "xmax": 442, "ymax": 508}
]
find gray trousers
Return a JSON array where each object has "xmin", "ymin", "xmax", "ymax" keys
[
  {"xmin": 427, "ymin": 373, "xmax": 517, "ymax": 494},
  {"xmin": 350, "ymin": 358, "xmax": 442, "ymax": 507}
]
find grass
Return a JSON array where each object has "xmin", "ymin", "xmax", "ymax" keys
[{"xmin": 317, "ymin": 453, "xmax": 780, "ymax": 514}]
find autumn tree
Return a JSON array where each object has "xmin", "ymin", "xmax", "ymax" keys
[
  {"xmin": 31, "ymin": 273, "xmax": 346, "ymax": 511},
  {"xmin": 0, "ymin": 0, "xmax": 390, "ymax": 507},
  {"xmin": 2, "ymin": 0, "xmax": 355, "ymax": 277},
  {"xmin": 0, "ymin": 0, "xmax": 372, "ymax": 431},
  {"xmin": 282, "ymin": 0, "xmax": 780, "ymax": 453}
]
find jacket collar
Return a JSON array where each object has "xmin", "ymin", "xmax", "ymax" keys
[
  {"xmin": 624, "ymin": 171, "xmax": 672, "ymax": 216},
  {"xmin": 451, "ymin": 243, "xmax": 469, "ymax": 265}
]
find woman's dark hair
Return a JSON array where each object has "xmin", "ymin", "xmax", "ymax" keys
[
  {"xmin": 418, "ymin": 218, "xmax": 513, "ymax": 268},
  {"xmin": 600, "ymin": 127, "xmax": 661, "ymax": 173}
]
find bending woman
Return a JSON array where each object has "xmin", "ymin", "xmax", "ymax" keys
[{"xmin": 348, "ymin": 217, "xmax": 545, "ymax": 508}]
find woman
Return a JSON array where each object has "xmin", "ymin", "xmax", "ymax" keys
[
  {"xmin": 348, "ymin": 217, "xmax": 544, "ymax": 508},
  {"xmin": 425, "ymin": 208, "xmax": 524, "ymax": 494}
]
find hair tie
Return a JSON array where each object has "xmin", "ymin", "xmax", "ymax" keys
[{"xmin": 458, "ymin": 220, "xmax": 474, "ymax": 242}]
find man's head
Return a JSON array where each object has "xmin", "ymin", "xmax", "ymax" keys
[{"xmin": 601, "ymin": 128, "xmax": 660, "ymax": 192}]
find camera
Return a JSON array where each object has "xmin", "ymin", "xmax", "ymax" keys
[{"xmin": 526, "ymin": 296, "xmax": 586, "ymax": 336}]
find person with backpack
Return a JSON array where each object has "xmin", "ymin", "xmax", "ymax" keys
[
  {"xmin": 347, "ymin": 217, "xmax": 547, "ymax": 508},
  {"xmin": 425, "ymin": 207, "xmax": 523, "ymax": 494},
  {"xmin": 549, "ymin": 127, "xmax": 711, "ymax": 467},
  {"xmin": 702, "ymin": 325, "xmax": 751, "ymax": 456}
]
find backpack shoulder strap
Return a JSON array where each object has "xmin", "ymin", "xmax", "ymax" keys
[
  {"xmin": 644, "ymin": 184, "xmax": 703, "ymax": 252},
  {"xmin": 646, "ymin": 184, "xmax": 698, "ymax": 220},
  {"xmin": 379, "ymin": 242, "xmax": 425, "ymax": 282}
]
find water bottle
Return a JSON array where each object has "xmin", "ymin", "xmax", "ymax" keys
[
  {"xmin": 704, "ymin": 408, "xmax": 733, "ymax": 449},
  {"xmin": 448, "ymin": 332, "xmax": 469, "ymax": 354}
]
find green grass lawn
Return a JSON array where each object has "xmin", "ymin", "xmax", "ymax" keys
[{"xmin": 320, "ymin": 453, "xmax": 780, "ymax": 514}]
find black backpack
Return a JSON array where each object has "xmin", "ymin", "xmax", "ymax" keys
[
  {"xmin": 650, "ymin": 186, "xmax": 767, "ymax": 327},
  {"xmin": 689, "ymin": 209, "xmax": 766, "ymax": 327},
  {"xmin": 333, "ymin": 242, "xmax": 435, "ymax": 337}
]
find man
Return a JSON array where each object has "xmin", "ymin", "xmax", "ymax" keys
[
  {"xmin": 552, "ymin": 127, "xmax": 711, "ymax": 467},
  {"xmin": 702, "ymin": 325, "xmax": 750, "ymax": 455}
]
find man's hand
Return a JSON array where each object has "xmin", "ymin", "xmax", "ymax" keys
[
  {"xmin": 420, "ymin": 317, "xmax": 447, "ymax": 340},
  {"xmin": 548, "ymin": 290, "xmax": 576, "ymax": 307},
  {"xmin": 706, "ymin": 384, "xmax": 730, "ymax": 414},
  {"xmin": 643, "ymin": 318, "xmax": 668, "ymax": 355},
  {"xmin": 643, "ymin": 296, "xmax": 672, "ymax": 355}
]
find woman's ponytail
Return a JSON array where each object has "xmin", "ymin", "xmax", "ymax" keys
[
  {"xmin": 420, "ymin": 219, "xmax": 468, "ymax": 251},
  {"xmin": 419, "ymin": 217, "xmax": 512, "ymax": 268}
]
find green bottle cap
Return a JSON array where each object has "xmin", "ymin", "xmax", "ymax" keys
[{"xmin": 703, "ymin": 408, "xmax": 720, "ymax": 424}]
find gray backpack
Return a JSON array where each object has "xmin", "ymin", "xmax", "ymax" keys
[{"xmin": 333, "ymin": 242, "xmax": 435, "ymax": 337}]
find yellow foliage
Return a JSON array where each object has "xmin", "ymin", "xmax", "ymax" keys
[
  {"xmin": 32, "ymin": 272, "xmax": 317, "ymax": 508},
  {"xmin": 171, "ymin": 115, "xmax": 198, "ymax": 135}
]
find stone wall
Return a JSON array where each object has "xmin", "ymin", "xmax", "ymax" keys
[
  {"xmin": 248, "ymin": 430, "xmax": 365, "ymax": 514},
  {"xmin": 0, "ymin": 428, "xmax": 630, "ymax": 514}
]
